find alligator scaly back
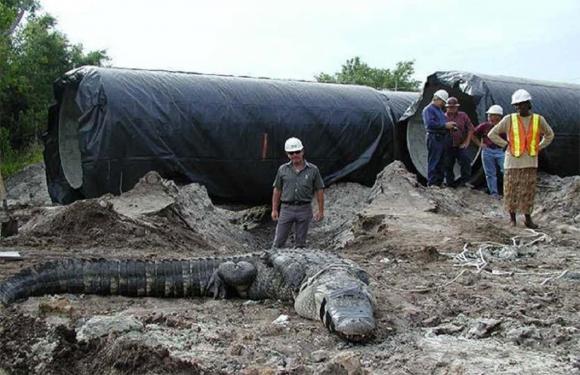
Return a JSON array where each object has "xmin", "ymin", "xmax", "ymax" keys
[
  {"xmin": 0, "ymin": 250, "xmax": 376, "ymax": 342},
  {"xmin": 0, "ymin": 255, "xmax": 259, "ymax": 305}
]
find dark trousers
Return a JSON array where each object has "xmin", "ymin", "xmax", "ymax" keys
[
  {"xmin": 426, "ymin": 132, "xmax": 451, "ymax": 186},
  {"xmin": 445, "ymin": 146, "xmax": 471, "ymax": 186},
  {"xmin": 273, "ymin": 204, "xmax": 313, "ymax": 248}
]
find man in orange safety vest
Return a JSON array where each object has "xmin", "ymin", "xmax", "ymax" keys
[{"xmin": 487, "ymin": 89, "xmax": 554, "ymax": 228}]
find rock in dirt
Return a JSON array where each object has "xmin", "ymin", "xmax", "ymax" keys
[
  {"xmin": 319, "ymin": 352, "xmax": 368, "ymax": 375},
  {"xmin": 311, "ymin": 349, "xmax": 329, "ymax": 363},
  {"xmin": 38, "ymin": 296, "xmax": 75, "ymax": 317},
  {"xmin": 563, "ymin": 271, "xmax": 580, "ymax": 280},
  {"xmin": 241, "ymin": 367, "xmax": 277, "ymax": 375},
  {"xmin": 466, "ymin": 318, "xmax": 502, "ymax": 339},
  {"xmin": 506, "ymin": 326, "xmax": 542, "ymax": 346},
  {"xmin": 5, "ymin": 163, "xmax": 51, "ymax": 207},
  {"xmin": 429, "ymin": 323, "xmax": 465, "ymax": 336},
  {"xmin": 271, "ymin": 314, "xmax": 289, "ymax": 325},
  {"xmin": 76, "ymin": 315, "xmax": 143, "ymax": 343}
]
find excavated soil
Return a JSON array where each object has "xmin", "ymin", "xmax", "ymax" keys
[{"xmin": 0, "ymin": 162, "xmax": 579, "ymax": 374}]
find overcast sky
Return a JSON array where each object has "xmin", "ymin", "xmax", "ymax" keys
[{"xmin": 40, "ymin": 0, "xmax": 580, "ymax": 85}]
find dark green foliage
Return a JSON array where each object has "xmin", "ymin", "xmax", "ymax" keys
[
  {"xmin": 0, "ymin": 1, "xmax": 109, "ymax": 169},
  {"xmin": 315, "ymin": 56, "xmax": 420, "ymax": 91}
]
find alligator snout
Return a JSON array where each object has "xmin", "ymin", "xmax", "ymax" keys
[
  {"xmin": 326, "ymin": 303, "xmax": 376, "ymax": 342},
  {"xmin": 334, "ymin": 316, "xmax": 376, "ymax": 342},
  {"xmin": 319, "ymin": 285, "xmax": 376, "ymax": 342}
]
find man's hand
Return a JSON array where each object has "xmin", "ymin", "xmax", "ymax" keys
[
  {"xmin": 459, "ymin": 142, "xmax": 469, "ymax": 149},
  {"xmin": 445, "ymin": 122, "xmax": 458, "ymax": 131},
  {"xmin": 313, "ymin": 211, "xmax": 324, "ymax": 221},
  {"xmin": 271, "ymin": 209, "xmax": 279, "ymax": 221}
]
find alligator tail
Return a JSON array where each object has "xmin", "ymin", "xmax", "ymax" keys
[{"xmin": 0, "ymin": 257, "xmax": 229, "ymax": 305}]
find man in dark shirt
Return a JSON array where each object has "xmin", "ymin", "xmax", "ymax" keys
[
  {"xmin": 472, "ymin": 105, "xmax": 506, "ymax": 198},
  {"xmin": 422, "ymin": 89, "xmax": 458, "ymax": 187},
  {"xmin": 271, "ymin": 137, "xmax": 324, "ymax": 248},
  {"xmin": 444, "ymin": 97, "xmax": 474, "ymax": 187}
]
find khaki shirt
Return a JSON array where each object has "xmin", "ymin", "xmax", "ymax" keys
[
  {"xmin": 273, "ymin": 161, "xmax": 324, "ymax": 203},
  {"xmin": 488, "ymin": 113, "xmax": 554, "ymax": 170}
]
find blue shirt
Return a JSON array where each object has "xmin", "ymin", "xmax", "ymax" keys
[{"xmin": 422, "ymin": 103, "xmax": 447, "ymax": 132}]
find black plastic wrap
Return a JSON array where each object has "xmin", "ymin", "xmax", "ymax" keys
[
  {"xmin": 401, "ymin": 71, "xmax": 580, "ymax": 179},
  {"xmin": 45, "ymin": 66, "xmax": 411, "ymax": 204},
  {"xmin": 381, "ymin": 91, "xmax": 420, "ymax": 164}
]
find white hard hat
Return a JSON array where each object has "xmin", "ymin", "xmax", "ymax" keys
[
  {"xmin": 486, "ymin": 104, "xmax": 504, "ymax": 116},
  {"xmin": 433, "ymin": 89, "xmax": 449, "ymax": 103},
  {"xmin": 511, "ymin": 89, "xmax": 532, "ymax": 105},
  {"xmin": 284, "ymin": 137, "xmax": 304, "ymax": 152}
]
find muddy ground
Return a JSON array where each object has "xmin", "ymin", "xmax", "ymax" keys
[{"xmin": 0, "ymin": 162, "xmax": 579, "ymax": 374}]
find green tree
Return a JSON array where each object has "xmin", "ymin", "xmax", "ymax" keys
[
  {"xmin": 0, "ymin": 4, "xmax": 109, "ymax": 156},
  {"xmin": 315, "ymin": 57, "xmax": 420, "ymax": 91}
]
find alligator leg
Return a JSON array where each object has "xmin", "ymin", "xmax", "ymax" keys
[{"xmin": 206, "ymin": 261, "xmax": 257, "ymax": 298}]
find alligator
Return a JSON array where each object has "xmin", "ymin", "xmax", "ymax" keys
[{"xmin": 0, "ymin": 249, "xmax": 376, "ymax": 342}]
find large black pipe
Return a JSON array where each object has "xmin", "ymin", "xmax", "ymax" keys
[
  {"xmin": 44, "ymin": 67, "xmax": 419, "ymax": 204},
  {"xmin": 400, "ymin": 71, "xmax": 580, "ymax": 180}
]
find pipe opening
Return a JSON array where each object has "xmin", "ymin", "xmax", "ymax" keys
[
  {"xmin": 406, "ymin": 88, "xmax": 481, "ymax": 180},
  {"xmin": 58, "ymin": 87, "xmax": 83, "ymax": 189}
]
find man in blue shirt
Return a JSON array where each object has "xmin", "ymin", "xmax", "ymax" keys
[{"xmin": 422, "ymin": 89, "xmax": 458, "ymax": 186}]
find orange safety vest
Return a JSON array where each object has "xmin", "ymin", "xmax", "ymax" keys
[{"xmin": 509, "ymin": 113, "xmax": 541, "ymax": 157}]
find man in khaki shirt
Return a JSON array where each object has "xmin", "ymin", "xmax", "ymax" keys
[
  {"xmin": 271, "ymin": 137, "xmax": 324, "ymax": 248},
  {"xmin": 488, "ymin": 89, "xmax": 554, "ymax": 228}
]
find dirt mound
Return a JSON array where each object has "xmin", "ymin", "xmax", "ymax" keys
[
  {"xmin": 75, "ymin": 336, "xmax": 206, "ymax": 374},
  {"xmin": 5, "ymin": 171, "xmax": 257, "ymax": 253},
  {"xmin": 167, "ymin": 183, "xmax": 257, "ymax": 253},
  {"xmin": 308, "ymin": 182, "xmax": 371, "ymax": 249},
  {"xmin": 332, "ymin": 162, "xmax": 505, "ymax": 250},
  {"xmin": 12, "ymin": 197, "xmax": 205, "ymax": 251},
  {"xmin": 535, "ymin": 173, "xmax": 580, "ymax": 229},
  {"xmin": 0, "ymin": 308, "xmax": 207, "ymax": 375},
  {"xmin": 0, "ymin": 309, "xmax": 52, "ymax": 373},
  {"xmin": 5, "ymin": 162, "xmax": 52, "ymax": 207},
  {"xmin": 32, "ymin": 199, "xmax": 128, "ymax": 237}
]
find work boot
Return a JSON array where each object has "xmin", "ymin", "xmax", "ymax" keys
[
  {"xmin": 524, "ymin": 215, "xmax": 538, "ymax": 229},
  {"xmin": 509, "ymin": 212, "xmax": 517, "ymax": 227}
]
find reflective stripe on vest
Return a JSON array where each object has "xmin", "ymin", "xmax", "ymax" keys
[{"xmin": 509, "ymin": 113, "xmax": 541, "ymax": 157}]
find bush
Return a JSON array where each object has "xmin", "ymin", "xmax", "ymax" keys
[{"xmin": 1, "ymin": 141, "xmax": 43, "ymax": 178}]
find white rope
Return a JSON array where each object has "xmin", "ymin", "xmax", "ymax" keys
[
  {"xmin": 451, "ymin": 230, "xmax": 570, "ymax": 285},
  {"xmin": 540, "ymin": 270, "xmax": 569, "ymax": 286},
  {"xmin": 510, "ymin": 228, "xmax": 551, "ymax": 247},
  {"xmin": 384, "ymin": 229, "xmax": 566, "ymax": 294},
  {"xmin": 384, "ymin": 269, "xmax": 468, "ymax": 293}
]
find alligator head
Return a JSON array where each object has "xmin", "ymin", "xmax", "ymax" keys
[{"xmin": 294, "ymin": 267, "xmax": 376, "ymax": 342}]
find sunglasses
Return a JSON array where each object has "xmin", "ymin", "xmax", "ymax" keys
[{"xmin": 287, "ymin": 150, "xmax": 302, "ymax": 155}]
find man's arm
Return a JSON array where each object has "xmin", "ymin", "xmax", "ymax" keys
[
  {"xmin": 538, "ymin": 116, "xmax": 555, "ymax": 150},
  {"xmin": 471, "ymin": 124, "xmax": 484, "ymax": 147},
  {"xmin": 271, "ymin": 188, "xmax": 281, "ymax": 221},
  {"xmin": 423, "ymin": 106, "xmax": 451, "ymax": 131},
  {"xmin": 461, "ymin": 116, "xmax": 474, "ymax": 148},
  {"xmin": 313, "ymin": 189, "xmax": 324, "ymax": 221},
  {"xmin": 312, "ymin": 168, "xmax": 324, "ymax": 221},
  {"xmin": 461, "ymin": 128, "xmax": 474, "ymax": 148},
  {"xmin": 487, "ymin": 117, "xmax": 509, "ymax": 148}
]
